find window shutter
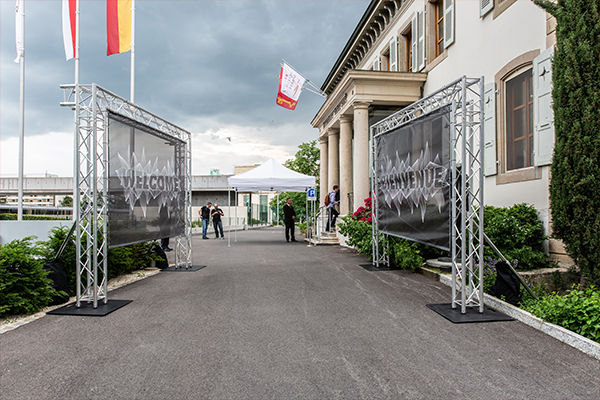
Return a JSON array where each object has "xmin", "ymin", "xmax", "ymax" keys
[
  {"xmin": 444, "ymin": 0, "xmax": 454, "ymax": 48},
  {"xmin": 411, "ymin": 13, "xmax": 418, "ymax": 72},
  {"xmin": 483, "ymin": 82, "xmax": 497, "ymax": 176},
  {"xmin": 373, "ymin": 57, "xmax": 380, "ymax": 71},
  {"xmin": 480, "ymin": 0, "xmax": 493, "ymax": 17},
  {"xmin": 417, "ymin": 9, "xmax": 425, "ymax": 71},
  {"xmin": 534, "ymin": 46, "xmax": 555, "ymax": 166},
  {"xmin": 389, "ymin": 37, "xmax": 398, "ymax": 72}
]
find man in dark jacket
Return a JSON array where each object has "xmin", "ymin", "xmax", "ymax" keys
[
  {"xmin": 283, "ymin": 198, "xmax": 297, "ymax": 242},
  {"xmin": 199, "ymin": 202, "xmax": 212, "ymax": 239}
]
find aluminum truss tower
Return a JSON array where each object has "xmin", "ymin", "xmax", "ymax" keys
[
  {"xmin": 61, "ymin": 83, "xmax": 193, "ymax": 308},
  {"xmin": 370, "ymin": 76, "xmax": 485, "ymax": 313}
]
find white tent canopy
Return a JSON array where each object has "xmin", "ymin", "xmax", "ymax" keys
[{"xmin": 228, "ymin": 158, "xmax": 315, "ymax": 192}]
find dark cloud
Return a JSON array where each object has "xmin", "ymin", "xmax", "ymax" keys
[{"xmin": 1, "ymin": 0, "xmax": 368, "ymax": 174}]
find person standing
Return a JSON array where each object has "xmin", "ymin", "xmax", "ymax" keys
[
  {"xmin": 159, "ymin": 205, "xmax": 172, "ymax": 251},
  {"xmin": 283, "ymin": 197, "xmax": 297, "ymax": 242},
  {"xmin": 199, "ymin": 201, "xmax": 212, "ymax": 239},
  {"xmin": 211, "ymin": 203, "xmax": 225, "ymax": 239},
  {"xmin": 327, "ymin": 185, "xmax": 340, "ymax": 232}
]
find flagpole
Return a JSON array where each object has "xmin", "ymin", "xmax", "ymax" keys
[
  {"xmin": 17, "ymin": 0, "xmax": 25, "ymax": 221},
  {"xmin": 72, "ymin": 0, "xmax": 80, "ymax": 226},
  {"xmin": 75, "ymin": 0, "xmax": 80, "ymax": 87},
  {"xmin": 130, "ymin": 0, "xmax": 135, "ymax": 103}
]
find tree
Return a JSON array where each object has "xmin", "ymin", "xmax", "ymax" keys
[
  {"xmin": 284, "ymin": 140, "xmax": 320, "ymax": 186},
  {"xmin": 59, "ymin": 196, "xmax": 73, "ymax": 207},
  {"xmin": 535, "ymin": 0, "xmax": 600, "ymax": 285},
  {"xmin": 270, "ymin": 140, "xmax": 320, "ymax": 223}
]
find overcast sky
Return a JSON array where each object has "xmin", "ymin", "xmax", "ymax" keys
[{"xmin": 1, "ymin": 0, "xmax": 368, "ymax": 177}]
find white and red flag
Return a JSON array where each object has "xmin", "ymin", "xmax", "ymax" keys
[
  {"xmin": 62, "ymin": 0, "xmax": 77, "ymax": 60},
  {"xmin": 276, "ymin": 62, "xmax": 306, "ymax": 110}
]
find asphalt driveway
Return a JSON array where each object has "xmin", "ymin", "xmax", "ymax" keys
[{"xmin": 1, "ymin": 227, "xmax": 599, "ymax": 399}]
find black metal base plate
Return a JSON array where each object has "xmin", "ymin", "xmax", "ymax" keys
[
  {"xmin": 359, "ymin": 263, "xmax": 400, "ymax": 272},
  {"xmin": 162, "ymin": 265, "xmax": 207, "ymax": 272},
  {"xmin": 426, "ymin": 303, "xmax": 514, "ymax": 324},
  {"xmin": 47, "ymin": 299, "xmax": 132, "ymax": 317}
]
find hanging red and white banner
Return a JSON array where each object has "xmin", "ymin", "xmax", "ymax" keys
[
  {"xmin": 62, "ymin": 0, "xmax": 77, "ymax": 60},
  {"xmin": 276, "ymin": 62, "xmax": 306, "ymax": 110}
]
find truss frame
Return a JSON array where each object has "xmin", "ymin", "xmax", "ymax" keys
[
  {"xmin": 61, "ymin": 83, "xmax": 193, "ymax": 307},
  {"xmin": 370, "ymin": 76, "xmax": 485, "ymax": 313}
]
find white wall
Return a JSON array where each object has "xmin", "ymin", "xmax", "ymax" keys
[{"xmin": 0, "ymin": 220, "xmax": 72, "ymax": 245}]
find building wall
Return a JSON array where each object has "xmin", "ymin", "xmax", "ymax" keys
[{"xmin": 313, "ymin": 0, "xmax": 562, "ymax": 257}]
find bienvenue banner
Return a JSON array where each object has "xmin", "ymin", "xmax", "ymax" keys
[{"xmin": 375, "ymin": 106, "xmax": 452, "ymax": 251}]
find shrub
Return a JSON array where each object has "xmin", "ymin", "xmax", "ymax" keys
[
  {"xmin": 1, "ymin": 214, "xmax": 70, "ymax": 221},
  {"xmin": 337, "ymin": 215, "xmax": 374, "ymax": 259},
  {"xmin": 521, "ymin": 285, "xmax": 600, "ymax": 343},
  {"xmin": 483, "ymin": 203, "xmax": 549, "ymax": 271},
  {"xmin": 0, "ymin": 237, "xmax": 59, "ymax": 317},
  {"xmin": 386, "ymin": 236, "xmax": 424, "ymax": 272},
  {"xmin": 107, "ymin": 241, "xmax": 158, "ymax": 280},
  {"xmin": 42, "ymin": 226, "xmax": 77, "ymax": 296},
  {"xmin": 43, "ymin": 226, "xmax": 159, "ymax": 296},
  {"xmin": 298, "ymin": 222, "xmax": 307, "ymax": 235}
]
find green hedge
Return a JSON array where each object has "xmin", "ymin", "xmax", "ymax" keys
[
  {"xmin": 521, "ymin": 285, "xmax": 600, "ymax": 343},
  {"xmin": 0, "ymin": 238, "xmax": 59, "ymax": 317},
  {"xmin": 1, "ymin": 214, "xmax": 71, "ymax": 221},
  {"xmin": 1, "ymin": 227, "xmax": 161, "ymax": 318},
  {"xmin": 483, "ymin": 203, "xmax": 550, "ymax": 271},
  {"xmin": 43, "ymin": 226, "xmax": 160, "ymax": 295}
]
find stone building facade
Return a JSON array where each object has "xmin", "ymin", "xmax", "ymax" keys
[{"xmin": 312, "ymin": 0, "xmax": 564, "ymax": 260}]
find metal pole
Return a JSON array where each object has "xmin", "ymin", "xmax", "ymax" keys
[
  {"xmin": 74, "ymin": 0, "xmax": 82, "ymax": 307},
  {"xmin": 460, "ymin": 77, "xmax": 468, "ymax": 314},
  {"xmin": 91, "ymin": 84, "xmax": 99, "ymax": 308},
  {"xmin": 235, "ymin": 190, "xmax": 238, "ymax": 242},
  {"xmin": 228, "ymin": 187, "xmax": 231, "ymax": 248},
  {"xmin": 478, "ymin": 77, "xmax": 486, "ymax": 312},
  {"xmin": 17, "ymin": 0, "xmax": 25, "ymax": 221},
  {"xmin": 130, "ymin": 0, "xmax": 135, "ymax": 103},
  {"xmin": 305, "ymin": 190, "xmax": 308, "ymax": 240}
]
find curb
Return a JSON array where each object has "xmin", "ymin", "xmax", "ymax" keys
[{"xmin": 418, "ymin": 266, "xmax": 600, "ymax": 361}]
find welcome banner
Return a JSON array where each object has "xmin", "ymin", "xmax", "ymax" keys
[
  {"xmin": 107, "ymin": 112, "xmax": 185, "ymax": 248},
  {"xmin": 276, "ymin": 62, "xmax": 306, "ymax": 110}
]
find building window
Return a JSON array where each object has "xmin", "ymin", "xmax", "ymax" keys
[
  {"xmin": 435, "ymin": 1, "xmax": 444, "ymax": 57},
  {"xmin": 381, "ymin": 48, "xmax": 390, "ymax": 71},
  {"xmin": 405, "ymin": 32, "xmax": 412, "ymax": 72},
  {"xmin": 505, "ymin": 68, "xmax": 534, "ymax": 171}
]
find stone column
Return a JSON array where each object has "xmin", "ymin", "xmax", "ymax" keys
[
  {"xmin": 327, "ymin": 128, "xmax": 339, "ymax": 195},
  {"xmin": 318, "ymin": 135, "xmax": 328, "ymax": 207},
  {"xmin": 339, "ymin": 115, "xmax": 353, "ymax": 215},
  {"xmin": 353, "ymin": 102, "xmax": 370, "ymax": 210}
]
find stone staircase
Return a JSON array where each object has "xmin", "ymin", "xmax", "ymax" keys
[{"xmin": 306, "ymin": 228, "xmax": 340, "ymax": 246}]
